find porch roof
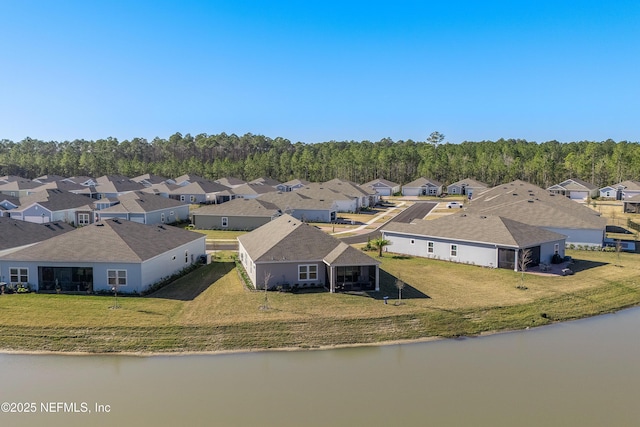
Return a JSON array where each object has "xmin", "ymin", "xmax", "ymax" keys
[{"xmin": 324, "ymin": 242, "xmax": 381, "ymax": 266}]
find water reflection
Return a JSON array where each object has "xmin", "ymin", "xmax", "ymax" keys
[{"xmin": 1, "ymin": 309, "xmax": 640, "ymax": 427}]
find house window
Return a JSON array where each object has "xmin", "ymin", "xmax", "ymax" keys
[
  {"xmin": 78, "ymin": 213, "xmax": 90, "ymax": 225},
  {"xmin": 185, "ymin": 250, "xmax": 189, "ymax": 263},
  {"xmin": 190, "ymin": 196, "xmax": 196, "ymax": 203},
  {"xmin": 450, "ymin": 244, "xmax": 458, "ymax": 257},
  {"xmin": 427, "ymin": 241, "xmax": 434, "ymax": 253},
  {"xmin": 107, "ymin": 270, "xmax": 127, "ymax": 287},
  {"xmin": 221, "ymin": 217, "xmax": 228, "ymax": 227},
  {"xmin": 10, "ymin": 267, "xmax": 28, "ymax": 284},
  {"xmin": 298, "ymin": 264, "xmax": 318, "ymax": 281},
  {"xmin": 161, "ymin": 213, "xmax": 166, "ymax": 223},
  {"xmin": 410, "ymin": 239, "xmax": 415, "ymax": 245},
  {"xmin": 169, "ymin": 211, "xmax": 174, "ymax": 216},
  {"xmin": 554, "ymin": 243, "xmax": 559, "ymax": 254},
  {"xmin": 180, "ymin": 195, "xmax": 186, "ymax": 202}
]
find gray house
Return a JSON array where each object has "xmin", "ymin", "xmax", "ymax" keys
[
  {"xmin": 276, "ymin": 179, "xmax": 310, "ymax": 192},
  {"xmin": 547, "ymin": 178, "xmax": 598, "ymax": 201},
  {"xmin": 599, "ymin": 181, "xmax": 640, "ymax": 200},
  {"xmin": 402, "ymin": 178, "xmax": 443, "ymax": 196},
  {"xmin": 382, "ymin": 214, "xmax": 566, "ymax": 271},
  {"xmin": 94, "ymin": 175, "xmax": 146, "ymax": 199},
  {"xmin": 169, "ymin": 180, "xmax": 232, "ymax": 204},
  {"xmin": 258, "ymin": 191, "xmax": 338, "ymax": 222},
  {"xmin": 446, "ymin": 178, "xmax": 488, "ymax": 199},
  {"xmin": 9, "ymin": 189, "xmax": 94, "ymax": 225},
  {"xmin": 0, "ymin": 195, "xmax": 19, "ymax": 217},
  {"xmin": 238, "ymin": 214, "xmax": 380, "ymax": 292},
  {"xmin": 0, "ymin": 219, "xmax": 206, "ymax": 293},
  {"xmin": 360, "ymin": 178, "xmax": 400, "ymax": 196},
  {"xmin": 95, "ymin": 191, "xmax": 190, "ymax": 225},
  {"xmin": 192, "ymin": 198, "xmax": 281, "ymax": 230},
  {"xmin": 467, "ymin": 180, "xmax": 607, "ymax": 247}
]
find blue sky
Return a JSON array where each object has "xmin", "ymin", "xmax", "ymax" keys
[{"xmin": 1, "ymin": 0, "xmax": 638, "ymax": 144}]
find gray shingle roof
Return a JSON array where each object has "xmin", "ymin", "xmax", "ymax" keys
[
  {"xmin": 193, "ymin": 198, "xmax": 281, "ymax": 217},
  {"xmin": 231, "ymin": 183, "xmax": 278, "ymax": 196},
  {"xmin": 170, "ymin": 180, "xmax": 230, "ymax": 195},
  {"xmin": 238, "ymin": 214, "xmax": 379, "ymax": 265},
  {"xmin": 384, "ymin": 214, "xmax": 566, "ymax": 248},
  {"xmin": 467, "ymin": 180, "xmax": 606, "ymax": 229},
  {"xmin": 403, "ymin": 177, "xmax": 442, "ymax": 187},
  {"xmin": 0, "ymin": 219, "xmax": 204, "ymax": 263},
  {"xmin": 17, "ymin": 189, "xmax": 93, "ymax": 212},
  {"xmin": 447, "ymin": 178, "xmax": 488, "ymax": 189},
  {"xmin": 99, "ymin": 191, "xmax": 188, "ymax": 214},
  {"xmin": 361, "ymin": 178, "xmax": 399, "ymax": 188},
  {"xmin": 0, "ymin": 218, "xmax": 75, "ymax": 251}
]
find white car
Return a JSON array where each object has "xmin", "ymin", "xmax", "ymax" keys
[{"xmin": 446, "ymin": 201, "xmax": 463, "ymax": 208}]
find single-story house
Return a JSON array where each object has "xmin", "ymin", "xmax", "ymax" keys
[
  {"xmin": 0, "ymin": 219, "xmax": 206, "ymax": 293},
  {"xmin": 9, "ymin": 189, "xmax": 95, "ymax": 226},
  {"xmin": 402, "ymin": 178, "xmax": 443, "ymax": 196},
  {"xmin": 360, "ymin": 178, "xmax": 400, "ymax": 196},
  {"xmin": 213, "ymin": 177, "xmax": 247, "ymax": 188},
  {"xmin": 297, "ymin": 184, "xmax": 359, "ymax": 213},
  {"xmin": 62, "ymin": 176, "xmax": 97, "ymax": 187},
  {"xmin": 258, "ymin": 191, "xmax": 338, "ymax": 222},
  {"xmin": 169, "ymin": 180, "xmax": 232, "ymax": 204},
  {"xmin": 0, "ymin": 217, "xmax": 74, "ymax": 257},
  {"xmin": 547, "ymin": 178, "xmax": 598, "ymax": 201},
  {"xmin": 131, "ymin": 174, "xmax": 170, "ymax": 187},
  {"xmin": 466, "ymin": 180, "xmax": 607, "ymax": 247},
  {"xmin": 95, "ymin": 191, "xmax": 190, "ymax": 224},
  {"xmin": 231, "ymin": 183, "xmax": 278, "ymax": 199},
  {"xmin": 600, "ymin": 181, "xmax": 640, "ymax": 200},
  {"xmin": 323, "ymin": 178, "xmax": 379, "ymax": 209},
  {"xmin": 276, "ymin": 179, "xmax": 310, "ymax": 192},
  {"xmin": 94, "ymin": 175, "xmax": 146, "ymax": 199},
  {"xmin": 0, "ymin": 178, "xmax": 43, "ymax": 197},
  {"xmin": 33, "ymin": 175, "xmax": 66, "ymax": 184},
  {"xmin": 249, "ymin": 177, "xmax": 281, "ymax": 187},
  {"xmin": 446, "ymin": 178, "xmax": 488, "ymax": 199},
  {"xmin": 238, "ymin": 214, "xmax": 380, "ymax": 292},
  {"xmin": 623, "ymin": 194, "xmax": 640, "ymax": 214},
  {"xmin": 192, "ymin": 198, "xmax": 282, "ymax": 230},
  {"xmin": 382, "ymin": 214, "xmax": 566, "ymax": 271},
  {"xmin": 0, "ymin": 195, "xmax": 19, "ymax": 217}
]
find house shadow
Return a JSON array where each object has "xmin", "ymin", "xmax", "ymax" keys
[
  {"xmin": 569, "ymin": 259, "xmax": 608, "ymax": 273},
  {"xmin": 364, "ymin": 269, "xmax": 431, "ymax": 300},
  {"xmin": 147, "ymin": 262, "xmax": 234, "ymax": 301}
]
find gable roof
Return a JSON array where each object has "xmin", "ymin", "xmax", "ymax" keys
[
  {"xmin": 403, "ymin": 177, "xmax": 442, "ymax": 188},
  {"xmin": 238, "ymin": 214, "xmax": 380, "ymax": 265},
  {"xmin": 33, "ymin": 174, "xmax": 66, "ymax": 183},
  {"xmin": 249, "ymin": 177, "xmax": 281, "ymax": 186},
  {"xmin": 17, "ymin": 189, "xmax": 93, "ymax": 212},
  {"xmin": 258, "ymin": 191, "xmax": 337, "ymax": 211},
  {"xmin": 0, "ymin": 179, "xmax": 42, "ymax": 192},
  {"xmin": 610, "ymin": 180, "xmax": 640, "ymax": 191},
  {"xmin": 0, "ymin": 217, "xmax": 75, "ymax": 251},
  {"xmin": 231, "ymin": 183, "xmax": 278, "ymax": 196},
  {"xmin": 214, "ymin": 177, "xmax": 247, "ymax": 188},
  {"xmin": 0, "ymin": 219, "xmax": 204, "ymax": 263},
  {"xmin": 384, "ymin": 214, "xmax": 566, "ymax": 248},
  {"xmin": 361, "ymin": 178, "xmax": 399, "ymax": 188},
  {"xmin": 131, "ymin": 174, "xmax": 170, "ymax": 186},
  {"xmin": 99, "ymin": 191, "xmax": 188, "ymax": 214},
  {"xmin": 193, "ymin": 198, "xmax": 281, "ymax": 217},
  {"xmin": 447, "ymin": 178, "xmax": 488, "ymax": 189},
  {"xmin": 170, "ymin": 180, "xmax": 231, "ymax": 195},
  {"xmin": 549, "ymin": 178, "xmax": 597, "ymax": 191},
  {"xmin": 94, "ymin": 176, "xmax": 146, "ymax": 193}
]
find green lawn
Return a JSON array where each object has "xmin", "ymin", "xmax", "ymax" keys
[{"xmin": 1, "ymin": 249, "xmax": 640, "ymax": 353}]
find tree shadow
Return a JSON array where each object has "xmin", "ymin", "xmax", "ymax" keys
[
  {"xmin": 365, "ymin": 269, "xmax": 431, "ymax": 300},
  {"xmin": 147, "ymin": 262, "xmax": 234, "ymax": 301}
]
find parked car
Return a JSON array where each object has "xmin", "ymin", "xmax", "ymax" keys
[{"xmin": 446, "ymin": 202, "xmax": 463, "ymax": 208}]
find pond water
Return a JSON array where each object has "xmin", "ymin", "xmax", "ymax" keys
[{"xmin": 1, "ymin": 308, "xmax": 640, "ymax": 427}]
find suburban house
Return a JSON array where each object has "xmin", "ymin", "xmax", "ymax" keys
[
  {"xmin": 0, "ymin": 195, "xmax": 19, "ymax": 217},
  {"xmin": 172, "ymin": 174, "xmax": 211, "ymax": 186},
  {"xmin": 360, "ymin": 178, "xmax": 400, "ymax": 196},
  {"xmin": 214, "ymin": 177, "xmax": 247, "ymax": 188},
  {"xmin": 9, "ymin": 189, "xmax": 94, "ymax": 225},
  {"xmin": 0, "ymin": 178, "xmax": 43, "ymax": 197},
  {"xmin": 231, "ymin": 183, "xmax": 278, "ymax": 199},
  {"xmin": 276, "ymin": 179, "xmax": 310, "ymax": 192},
  {"xmin": 131, "ymin": 173, "xmax": 170, "ymax": 187},
  {"xmin": 323, "ymin": 178, "xmax": 379, "ymax": 209},
  {"xmin": 191, "ymin": 198, "xmax": 281, "ymax": 230},
  {"xmin": 249, "ymin": 177, "xmax": 281, "ymax": 187},
  {"xmin": 382, "ymin": 214, "xmax": 566, "ymax": 271},
  {"xmin": 0, "ymin": 217, "xmax": 74, "ymax": 257},
  {"xmin": 258, "ymin": 191, "xmax": 338, "ymax": 222},
  {"xmin": 39, "ymin": 180, "xmax": 98, "ymax": 198},
  {"xmin": 169, "ymin": 180, "xmax": 232, "ymax": 204},
  {"xmin": 33, "ymin": 174, "xmax": 66, "ymax": 184},
  {"xmin": 402, "ymin": 177, "xmax": 444, "ymax": 196},
  {"xmin": 446, "ymin": 178, "xmax": 488, "ymax": 199},
  {"xmin": 140, "ymin": 182, "xmax": 182, "ymax": 198},
  {"xmin": 599, "ymin": 181, "xmax": 640, "ymax": 200},
  {"xmin": 62, "ymin": 176, "xmax": 97, "ymax": 187},
  {"xmin": 237, "ymin": 214, "xmax": 380, "ymax": 292},
  {"xmin": 297, "ymin": 184, "xmax": 360, "ymax": 213},
  {"xmin": 94, "ymin": 191, "xmax": 190, "ymax": 225},
  {"xmin": 94, "ymin": 175, "xmax": 146, "ymax": 199},
  {"xmin": 0, "ymin": 219, "xmax": 206, "ymax": 293},
  {"xmin": 466, "ymin": 180, "xmax": 607, "ymax": 247},
  {"xmin": 547, "ymin": 178, "xmax": 598, "ymax": 201}
]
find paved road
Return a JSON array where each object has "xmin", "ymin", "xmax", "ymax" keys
[{"xmin": 339, "ymin": 201, "xmax": 438, "ymax": 244}]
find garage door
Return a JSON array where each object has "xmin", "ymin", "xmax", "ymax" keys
[{"xmin": 24, "ymin": 216, "xmax": 49, "ymax": 224}]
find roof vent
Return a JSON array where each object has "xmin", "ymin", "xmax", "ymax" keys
[
  {"xmin": 480, "ymin": 215, "xmax": 487, "ymax": 219},
  {"xmin": 528, "ymin": 200, "xmax": 534, "ymax": 203},
  {"xmin": 512, "ymin": 193, "xmax": 518, "ymax": 196},
  {"xmin": 96, "ymin": 223, "xmax": 104, "ymax": 227}
]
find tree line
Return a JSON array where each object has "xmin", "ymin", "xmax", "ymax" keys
[{"xmin": 1, "ymin": 133, "xmax": 639, "ymax": 189}]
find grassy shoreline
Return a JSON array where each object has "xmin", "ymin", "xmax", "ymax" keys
[{"xmin": 1, "ymin": 250, "xmax": 640, "ymax": 355}]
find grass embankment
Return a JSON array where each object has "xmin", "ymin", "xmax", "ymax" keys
[{"xmin": 1, "ymin": 250, "xmax": 640, "ymax": 353}]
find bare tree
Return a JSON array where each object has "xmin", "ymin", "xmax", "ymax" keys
[
  {"xmin": 615, "ymin": 239, "xmax": 623, "ymax": 267},
  {"xmin": 395, "ymin": 277, "xmax": 405, "ymax": 303},
  {"xmin": 517, "ymin": 248, "xmax": 533, "ymax": 289},
  {"xmin": 260, "ymin": 271, "xmax": 272, "ymax": 310}
]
